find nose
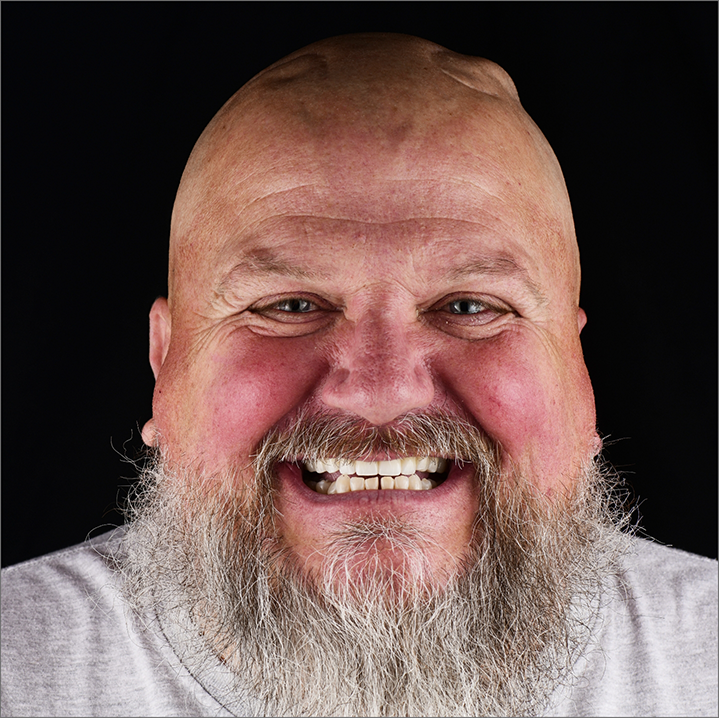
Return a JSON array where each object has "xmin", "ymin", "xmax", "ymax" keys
[{"xmin": 320, "ymin": 312, "xmax": 435, "ymax": 425}]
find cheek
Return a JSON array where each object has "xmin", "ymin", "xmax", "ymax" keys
[
  {"xmin": 157, "ymin": 334, "xmax": 325, "ymax": 468},
  {"xmin": 435, "ymin": 332, "xmax": 594, "ymax": 488}
]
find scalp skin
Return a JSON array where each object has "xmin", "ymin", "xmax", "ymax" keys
[{"xmin": 169, "ymin": 33, "xmax": 580, "ymax": 317}]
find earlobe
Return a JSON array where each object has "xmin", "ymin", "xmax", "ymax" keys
[
  {"xmin": 141, "ymin": 417, "xmax": 158, "ymax": 447},
  {"xmin": 149, "ymin": 297, "xmax": 172, "ymax": 380},
  {"xmin": 577, "ymin": 307, "xmax": 588, "ymax": 333}
]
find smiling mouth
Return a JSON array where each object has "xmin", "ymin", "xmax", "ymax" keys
[{"xmin": 301, "ymin": 456, "xmax": 450, "ymax": 494}]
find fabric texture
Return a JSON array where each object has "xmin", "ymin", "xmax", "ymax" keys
[{"xmin": 2, "ymin": 528, "xmax": 716, "ymax": 717}]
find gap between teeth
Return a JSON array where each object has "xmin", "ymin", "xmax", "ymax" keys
[{"xmin": 309, "ymin": 474, "xmax": 437, "ymax": 494}]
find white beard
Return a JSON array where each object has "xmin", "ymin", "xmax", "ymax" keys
[{"xmin": 118, "ymin": 412, "xmax": 630, "ymax": 716}]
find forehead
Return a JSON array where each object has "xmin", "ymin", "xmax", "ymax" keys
[
  {"xmin": 170, "ymin": 38, "xmax": 578, "ymax": 306},
  {"xmin": 215, "ymin": 212, "xmax": 547, "ymax": 316}
]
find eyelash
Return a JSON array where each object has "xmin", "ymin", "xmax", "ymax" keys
[
  {"xmin": 249, "ymin": 295, "xmax": 333, "ymax": 323},
  {"xmin": 248, "ymin": 293, "xmax": 513, "ymax": 333},
  {"xmin": 429, "ymin": 294, "xmax": 512, "ymax": 322}
]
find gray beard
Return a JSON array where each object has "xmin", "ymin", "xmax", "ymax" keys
[{"xmin": 118, "ymin": 411, "xmax": 631, "ymax": 716}]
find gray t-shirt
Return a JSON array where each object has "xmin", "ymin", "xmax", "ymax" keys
[{"xmin": 2, "ymin": 528, "xmax": 716, "ymax": 717}]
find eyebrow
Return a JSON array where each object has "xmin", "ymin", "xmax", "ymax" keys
[
  {"xmin": 218, "ymin": 248, "xmax": 546, "ymax": 305},
  {"xmin": 217, "ymin": 249, "xmax": 324, "ymax": 294},
  {"xmin": 446, "ymin": 257, "xmax": 546, "ymax": 305},
  {"xmin": 446, "ymin": 256, "xmax": 523, "ymax": 279}
]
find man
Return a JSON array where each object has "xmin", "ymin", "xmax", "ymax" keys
[{"xmin": 2, "ymin": 33, "xmax": 716, "ymax": 717}]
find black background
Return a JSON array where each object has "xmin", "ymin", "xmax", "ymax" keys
[{"xmin": 3, "ymin": 2, "xmax": 716, "ymax": 567}]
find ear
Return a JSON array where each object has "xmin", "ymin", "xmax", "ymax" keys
[
  {"xmin": 148, "ymin": 296, "xmax": 172, "ymax": 379},
  {"xmin": 577, "ymin": 307, "xmax": 588, "ymax": 333},
  {"xmin": 142, "ymin": 297, "xmax": 172, "ymax": 447}
]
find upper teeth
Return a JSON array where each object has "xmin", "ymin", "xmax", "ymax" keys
[
  {"xmin": 303, "ymin": 456, "xmax": 447, "ymax": 476},
  {"xmin": 303, "ymin": 456, "xmax": 449, "ymax": 494}
]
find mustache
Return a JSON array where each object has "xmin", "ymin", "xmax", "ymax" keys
[{"xmin": 251, "ymin": 407, "xmax": 501, "ymax": 477}]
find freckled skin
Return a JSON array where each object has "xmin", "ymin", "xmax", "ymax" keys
[{"xmin": 143, "ymin": 33, "xmax": 597, "ymax": 578}]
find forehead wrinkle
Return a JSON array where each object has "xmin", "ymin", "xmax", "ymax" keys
[
  {"xmin": 215, "ymin": 216, "xmax": 544, "ymax": 282},
  {"xmin": 242, "ymin": 178, "xmax": 507, "ymax": 208},
  {"xmin": 233, "ymin": 210, "xmax": 517, "ymax": 242}
]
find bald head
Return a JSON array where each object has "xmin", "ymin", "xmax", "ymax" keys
[{"xmin": 168, "ymin": 33, "xmax": 579, "ymax": 313}]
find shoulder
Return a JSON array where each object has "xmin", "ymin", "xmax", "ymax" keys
[
  {"xmin": 1, "ymin": 528, "xmax": 129, "ymax": 668},
  {"xmin": 2, "ymin": 527, "xmax": 125, "ymax": 622},
  {"xmin": 619, "ymin": 537, "xmax": 717, "ymax": 624},
  {"xmin": 624, "ymin": 535, "xmax": 717, "ymax": 577},
  {"xmin": 1, "ymin": 530, "xmax": 238, "ymax": 717},
  {"xmin": 565, "ymin": 537, "xmax": 717, "ymax": 717},
  {"xmin": 2, "ymin": 528, "xmax": 129, "ymax": 641},
  {"xmin": 2, "ymin": 526, "xmax": 124, "ymax": 584},
  {"xmin": 3, "ymin": 529, "xmax": 156, "ymax": 715}
]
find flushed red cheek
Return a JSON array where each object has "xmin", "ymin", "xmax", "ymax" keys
[
  {"xmin": 159, "ymin": 336, "xmax": 326, "ymax": 468},
  {"xmin": 437, "ymin": 337, "xmax": 588, "ymax": 488}
]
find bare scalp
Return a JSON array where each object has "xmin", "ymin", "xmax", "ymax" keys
[{"xmin": 169, "ymin": 33, "xmax": 580, "ymax": 309}]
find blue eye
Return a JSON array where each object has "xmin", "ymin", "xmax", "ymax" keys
[
  {"xmin": 275, "ymin": 298, "xmax": 315, "ymax": 313},
  {"xmin": 447, "ymin": 299, "xmax": 486, "ymax": 315}
]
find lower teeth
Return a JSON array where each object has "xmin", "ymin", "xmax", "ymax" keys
[{"xmin": 308, "ymin": 474, "xmax": 437, "ymax": 494}]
